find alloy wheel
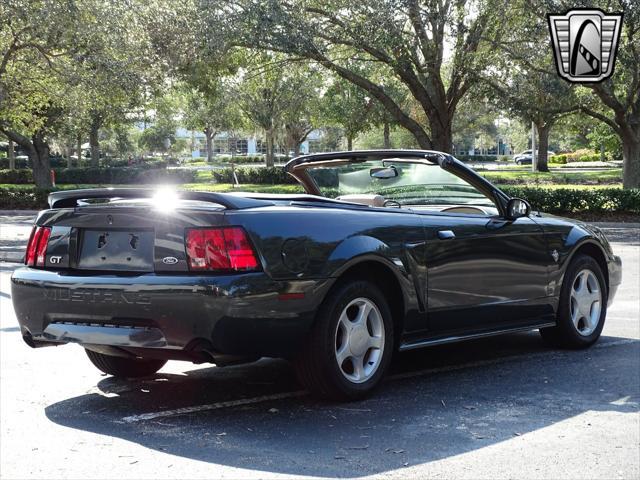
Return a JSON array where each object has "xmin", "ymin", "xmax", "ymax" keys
[
  {"xmin": 570, "ymin": 269, "xmax": 602, "ymax": 336},
  {"xmin": 334, "ymin": 297, "xmax": 385, "ymax": 384}
]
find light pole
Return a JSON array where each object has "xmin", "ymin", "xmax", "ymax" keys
[{"xmin": 531, "ymin": 121, "xmax": 537, "ymax": 172}]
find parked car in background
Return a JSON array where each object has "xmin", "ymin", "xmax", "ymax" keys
[{"xmin": 514, "ymin": 150, "xmax": 556, "ymax": 165}]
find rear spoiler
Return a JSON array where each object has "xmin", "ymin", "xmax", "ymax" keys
[{"xmin": 48, "ymin": 188, "xmax": 271, "ymax": 210}]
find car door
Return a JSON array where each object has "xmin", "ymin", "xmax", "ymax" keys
[{"xmin": 420, "ymin": 211, "xmax": 554, "ymax": 336}]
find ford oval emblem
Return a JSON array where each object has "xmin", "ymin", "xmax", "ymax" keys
[{"xmin": 162, "ymin": 256, "xmax": 179, "ymax": 265}]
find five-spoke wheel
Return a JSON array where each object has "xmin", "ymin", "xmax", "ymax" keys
[
  {"xmin": 569, "ymin": 269, "xmax": 602, "ymax": 336},
  {"xmin": 334, "ymin": 297, "xmax": 385, "ymax": 384},
  {"xmin": 540, "ymin": 254, "xmax": 607, "ymax": 348},
  {"xmin": 295, "ymin": 280, "xmax": 393, "ymax": 400}
]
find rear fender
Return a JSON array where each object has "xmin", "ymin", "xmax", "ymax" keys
[{"xmin": 322, "ymin": 235, "xmax": 425, "ymax": 316}]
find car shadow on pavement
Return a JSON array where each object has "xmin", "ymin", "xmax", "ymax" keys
[{"xmin": 44, "ymin": 332, "xmax": 639, "ymax": 477}]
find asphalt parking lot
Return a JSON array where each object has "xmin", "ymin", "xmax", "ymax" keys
[{"xmin": 0, "ymin": 222, "xmax": 638, "ymax": 479}]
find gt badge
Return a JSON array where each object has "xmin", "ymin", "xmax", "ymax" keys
[{"xmin": 551, "ymin": 250, "xmax": 560, "ymax": 263}]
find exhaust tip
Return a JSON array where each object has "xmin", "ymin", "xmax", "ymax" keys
[{"xmin": 22, "ymin": 331, "xmax": 36, "ymax": 348}]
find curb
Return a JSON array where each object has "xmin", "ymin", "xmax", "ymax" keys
[
  {"xmin": 0, "ymin": 253, "xmax": 22, "ymax": 263},
  {"xmin": 0, "ymin": 210, "xmax": 39, "ymax": 216}
]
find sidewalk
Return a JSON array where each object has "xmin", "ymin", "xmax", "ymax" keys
[
  {"xmin": 0, "ymin": 212, "xmax": 38, "ymax": 263},
  {"xmin": 0, "ymin": 211, "xmax": 637, "ymax": 263}
]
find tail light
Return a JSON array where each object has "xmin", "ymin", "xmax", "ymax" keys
[
  {"xmin": 185, "ymin": 227, "xmax": 259, "ymax": 272},
  {"xmin": 25, "ymin": 226, "xmax": 51, "ymax": 267}
]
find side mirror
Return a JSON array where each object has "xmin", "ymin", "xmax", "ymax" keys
[
  {"xmin": 506, "ymin": 197, "xmax": 531, "ymax": 220},
  {"xmin": 370, "ymin": 166, "xmax": 398, "ymax": 179}
]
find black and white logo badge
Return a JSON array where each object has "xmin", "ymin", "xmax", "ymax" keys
[{"xmin": 548, "ymin": 9, "xmax": 623, "ymax": 83}]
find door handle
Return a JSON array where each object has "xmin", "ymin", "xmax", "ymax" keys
[{"xmin": 437, "ymin": 230, "xmax": 456, "ymax": 240}]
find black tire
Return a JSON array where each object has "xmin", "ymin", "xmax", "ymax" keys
[
  {"xmin": 540, "ymin": 254, "xmax": 607, "ymax": 349},
  {"xmin": 85, "ymin": 349, "xmax": 166, "ymax": 378},
  {"xmin": 295, "ymin": 280, "xmax": 394, "ymax": 401}
]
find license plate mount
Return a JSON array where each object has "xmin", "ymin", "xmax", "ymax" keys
[{"xmin": 77, "ymin": 229, "xmax": 154, "ymax": 272}]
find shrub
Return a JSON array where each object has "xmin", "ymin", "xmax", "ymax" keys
[
  {"xmin": 211, "ymin": 166, "xmax": 296, "ymax": 184},
  {"xmin": 455, "ymin": 154, "xmax": 498, "ymax": 162},
  {"xmin": 0, "ymin": 187, "xmax": 52, "ymax": 209},
  {"xmin": 578, "ymin": 153, "xmax": 602, "ymax": 162},
  {"xmin": 1, "ymin": 184, "xmax": 638, "ymax": 213},
  {"xmin": 54, "ymin": 167, "xmax": 195, "ymax": 184},
  {"xmin": 549, "ymin": 154, "xmax": 568, "ymax": 164},
  {"xmin": 566, "ymin": 149, "xmax": 596, "ymax": 163},
  {"xmin": 501, "ymin": 186, "xmax": 640, "ymax": 214},
  {"xmin": 0, "ymin": 157, "xmax": 29, "ymax": 169},
  {"xmin": 0, "ymin": 169, "xmax": 33, "ymax": 183}
]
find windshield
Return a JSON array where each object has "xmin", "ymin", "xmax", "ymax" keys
[{"xmin": 306, "ymin": 160, "xmax": 494, "ymax": 207}]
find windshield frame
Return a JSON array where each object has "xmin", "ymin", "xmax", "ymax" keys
[{"xmin": 285, "ymin": 150, "xmax": 510, "ymax": 216}]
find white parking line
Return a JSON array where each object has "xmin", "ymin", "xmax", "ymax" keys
[
  {"xmin": 119, "ymin": 337, "xmax": 637, "ymax": 424},
  {"xmin": 120, "ymin": 391, "xmax": 308, "ymax": 423}
]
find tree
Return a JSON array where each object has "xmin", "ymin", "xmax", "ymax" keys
[
  {"xmin": 500, "ymin": 0, "xmax": 640, "ymax": 187},
  {"xmin": 486, "ymin": 2, "xmax": 577, "ymax": 171},
  {"xmin": 578, "ymin": 1, "xmax": 640, "ymax": 188},
  {"xmin": 139, "ymin": 92, "xmax": 180, "ymax": 156},
  {"xmin": 321, "ymin": 74, "xmax": 375, "ymax": 150},
  {"xmin": 203, "ymin": 0, "xmax": 505, "ymax": 153},
  {"xmin": 0, "ymin": 0, "xmax": 84, "ymax": 186},
  {"xmin": 236, "ymin": 54, "xmax": 318, "ymax": 166},
  {"xmin": 452, "ymin": 94, "xmax": 501, "ymax": 154},
  {"xmin": 183, "ymin": 80, "xmax": 242, "ymax": 162},
  {"xmin": 0, "ymin": 0, "xmax": 159, "ymax": 185},
  {"xmin": 71, "ymin": 1, "xmax": 158, "ymax": 167},
  {"xmin": 490, "ymin": 66, "xmax": 575, "ymax": 170},
  {"xmin": 282, "ymin": 64, "xmax": 322, "ymax": 157}
]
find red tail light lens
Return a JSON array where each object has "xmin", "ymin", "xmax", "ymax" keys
[
  {"xmin": 25, "ymin": 226, "xmax": 51, "ymax": 267},
  {"xmin": 185, "ymin": 227, "xmax": 259, "ymax": 272},
  {"xmin": 35, "ymin": 227, "xmax": 51, "ymax": 266}
]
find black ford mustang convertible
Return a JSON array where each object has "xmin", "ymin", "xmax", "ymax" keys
[{"xmin": 11, "ymin": 150, "xmax": 622, "ymax": 400}]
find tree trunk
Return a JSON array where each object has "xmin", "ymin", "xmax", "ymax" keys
[
  {"xmin": 347, "ymin": 135, "xmax": 353, "ymax": 151},
  {"xmin": 621, "ymin": 132, "xmax": 640, "ymax": 189},
  {"xmin": 7, "ymin": 139, "xmax": 15, "ymax": 170},
  {"xmin": 204, "ymin": 127, "xmax": 213, "ymax": 163},
  {"xmin": 535, "ymin": 123, "xmax": 550, "ymax": 172},
  {"xmin": 30, "ymin": 132, "xmax": 52, "ymax": 188},
  {"xmin": 66, "ymin": 144, "xmax": 72, "ymax": 169},
  {"xmin": 428, "ymin": 118, "xmax": 453, "ymax": 153},
  {"xmin": 89, "ymin": 114, "xmax": 101, "ymax": 167},
  {"xmin": 293, "ymin": 142, "xmax": 301, "ymax": 158},
  {"xmin": 76, "ymin": 134, "xmax": 82, "ymax": 168},
  {"xmin": 265, "ymin": 128, "xmax": 275, "ymax": 167},
  {"xmin": 383, "ymin": 120, "xmax": 390, "ymax": 149},
  {"xmin": 1, "ymin": 128, "xmax": 52, "ymax": 187}
]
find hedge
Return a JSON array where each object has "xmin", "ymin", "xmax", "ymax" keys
[
  {"xmin": 211, "ymin": 166, "xmax": 297, "ymax": 184},
  {"xmin": 183, "ymin": 154, "xmax": 291, "ymax": 165},
  {"xmin": 455, "ymin": 155, "xmax": 507, "ymax": 162},
  {"xmin": 0, "ymin": 157, "xmax": 29, "ymax": 169},
  {"xmin": 2, "ymin": 184, "xmax": 638, "ymax": 214},
  {"xmin": 501, "ymin": 186, "xmax": 640, "ymax": 214},
  {"xmin": 0, "ymin": 167, "xmax": 195, "ymax": 185},
  {"xmin": 0, "ymin": 187, "xmax": 52, "ymax": 209},
  {"xmin": 0, "ymin": 156, "xmax": 171, "ymax": 170},
  {"xmin": 549, "ymin": 154, "xmax": 568, "ymax": 164}
]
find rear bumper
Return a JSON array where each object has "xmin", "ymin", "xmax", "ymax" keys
[{"xmin": 11, "ymin": 268, "xmax": 330, "ymax": 358}]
